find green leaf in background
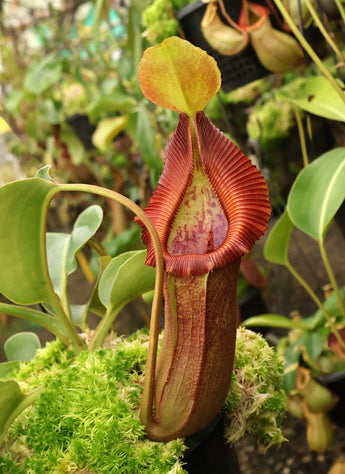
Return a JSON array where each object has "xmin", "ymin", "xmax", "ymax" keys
[
  {"xmin": 243, "ymin": 314, "xmax": 300, "ymax": 329},
  {"xmin": 302, "ymin": 286, "xmax": 345, "ymax": 329},
  {"xmin": 264, "ymin": 211, "xmax": 294, "ymax": 265},
  {"xmin": 287, "ymin": 148, "xmax": 345, "ymax": 242},
  {"xmin": 92, "ymin": 115, "xmax": 129, "ymax": 152},
  {"xmin": 276, "ymin": 76, "xmax": 345, "ymax": 121},
  {"xmin": 0, "ymin": 178, "xmax": 59, "ymax": 305},
  {"xmin": 302, "ymin": 332, "xmax": 324, "ymax": 363},
  {"xmin": 283, "ymin": 342, "xmax": 302, "ymax": 392},
  {"xmin": 59, "ymin": 123, "xmax": 86, "ymax": 165},
  {"xmin": 5, "ymin": 89, "xmax": 24, "ymax": 115},
  {"xmin": 46, "ymin": 205, "xmax": 103, "ymax": 299},
  {"xmin": 4, "ymin": 332, "xmax": 41, "ymax": 361},
  {"xmin": 136, "ymin": 104, "xmax": 163, "ymax": 172},
  {"xmin": 24, "ymin": 55, "xmax": 63, "ymax": 95},
  {"xmin": 87, "ymin": 92, "xmax": 136, "ymax": 122},
  {"xmin": 98, "ymin": 250, "xmax": 156, "ymax": 314}
]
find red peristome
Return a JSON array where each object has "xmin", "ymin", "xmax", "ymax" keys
[
  {"xmin": 137, "ymin": 112, "xmax": 271, "ymax": 276},
  {"xmin": 238, "ymin": 2, "xmax": 269, "ymax": 31}
]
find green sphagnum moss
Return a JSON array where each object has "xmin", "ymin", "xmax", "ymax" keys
[{"xmin": 0, "ymin": 328, "xmax": 285, "ymax": 472}]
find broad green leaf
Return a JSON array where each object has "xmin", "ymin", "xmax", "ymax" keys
[
  {"xmin": 0, "ymin": 361, "xmax": 20, "ymax": 379},
  {"xmin": 46, "ymin": 233, "xmax": 70, "ymax": 297},
  {"xmin": 0, "ymin": 381, "xmax": 25, "ymax": 429},
  {"xmin": 264, "ymin": 211, "xmax": 294, "ymax": 265},
  {"xmin": 0, "ymin": 178, "xmax": 59, "ymax": 305},
  {"xmin": 277, "ymin": 76, "xmax": 345, "ymax": 121},
  {"xmin": 92, "ymin": 115, "xmax": 129, "ymax": 152},
  {"xmin": 98, "ymin": 250, "xmax": 156, "ymax": 313},
  {"xmin": 66, "ymin": 205, "xmax": 103, "ymax": 274},
  {"xmin": 60, "ymin": 123, "xmax": 86, "ymax": 165},
  {"xmin": 302, "ymin": 332, "xmax": 324, "ymax": 363},
  {"xmin": 87, "ymin": 255, "xmax": 112, "ymax": 318},
  {"xmin": 138, "ymin": 36, "xmax": 221, "ymax": 116},
  {"xmin": 136, "ymin": 105, "xmax": 163, "ymax": 171},
  {"xmin": 24, "ymin": 55, "xmax": 63, "ymax": 95},
  {"xmin": 287, "ymin": 148, "xmax": 345, "ymax": 242},
  {"xmin": 4, "ymin": 332, "xmax": 40, "ymax": 361},
  {"xmin": 0, "ymin": 381, "xmax": 43, "ymax": 446},
  {"xmin": 98, "ymin": 252, "xmax": 139, "ymax": 308},
  {"xmin": 46, "ymin": 205, "xmax": 103, "ymax": 298}
]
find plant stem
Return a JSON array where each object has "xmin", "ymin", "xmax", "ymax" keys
[
  {"xmin": 294, "ymin": 105, "xmax": 309, "ymax": 167},
  {"xmin": 58, "ymin": 183, "xmax": 164, "ymax": 425},
  {"xmin": 319, "ymin": 239, "xmax": 345, "ymax": 322},
  {"xmin": 77, "ymin": 251, "xmax": 95, "ymax": 284},
  {"xmin": 287, "ymin": 261, "xmax": 328, "ymax": 316},
  {"xmin": 334, "ymin": 0, "xmax": 345, "ymax": 24},
  {"xmin": 48, "ymin": 295, "xmax": 86, "ymax": 353},
  {"xmin": 274, "ymin": 0, "xmax": 345, "ymax": 106},
  {"xmin": 0, "ymin": 303, "xmax": 69, "ymax": 346},
  {"xmin": 59, "ymin": 185, "xmax": 164, "ymax": 388},
  {"xmin": 89, "ymin": 306, "xmax": 118, "ymax": 350},
  {"xmin": 304, "ymin": 0, "xmax": 345, "ymax": 65}
]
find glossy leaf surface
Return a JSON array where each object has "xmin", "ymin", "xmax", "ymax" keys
[
  {"xmin": 264, "ymin": 211, "xmax": 293, "ymax": 265},
  {"xmin": 139, "ymin": 37, "xmax": 221, "ymax": 116},
  {"xmin": 4, "ymin": 332, "xmax": 41, "ymax": 361},
  {"xmin": 0, "ymin": 178, "xmax": 58, "ymax": 305},
  {"xmin": 0, "ymin": 381, "xmax": 25, "ymax": 429},
  {"xmin": 46, "ymin": 205, "xmax": 103, "ymax": 298},
  {"xmin": 98, "ymin": 250, "xmax": 156, "ymax": 312},
  {"xmin": 287, "ymin": 148, "xmax": 345, "ymax": 242},
  {"xmin": 277, "ymin": 76, "xmax": 345, "ymax": 121}
]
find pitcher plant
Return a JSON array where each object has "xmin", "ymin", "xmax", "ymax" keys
[{"xmin": 137, "ymin": 37, "xmax": 271, "ymax": 441}]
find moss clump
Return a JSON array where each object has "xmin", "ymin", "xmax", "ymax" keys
[
  {"xmin": 142, "ymin": 0, "xmax": 194, "ymax": 44},
  {"xmin": 1, "ymin": 331, "xmax": 185, "ymax": 473},
  {"xmin": 1, "ymin": 329, "xmax": 285, "ymax": 471},
  {"xmin": 247, "ymin": 97, "xmax": 294, "ymax": 151},
  {"xmin": 225, "ymin": 328, "xmax": 286, "ymax": 449}
]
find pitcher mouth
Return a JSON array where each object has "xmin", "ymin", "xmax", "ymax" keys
[{"xmin": 137, "ymin": 112, "xmax": 271, "ymax": 276}]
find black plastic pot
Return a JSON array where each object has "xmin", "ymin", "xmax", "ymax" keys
[
  {"xmin": 176, "ymin": 0, "xmax": 269, "ymax": 92},
  {"xmin": 239, "ymin": 288, "xmax": 268, "ymax": 335},
  {"xmin": 183, "ymin": 414, "xmax": 241, "ymax": 474},
  {"xmin": 325, "ymin": 371, "xmax": 345, "ymax": 426},
  {"xmin": 65, "ymin": 114, "xmax": 96, "ymax": 151}
]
